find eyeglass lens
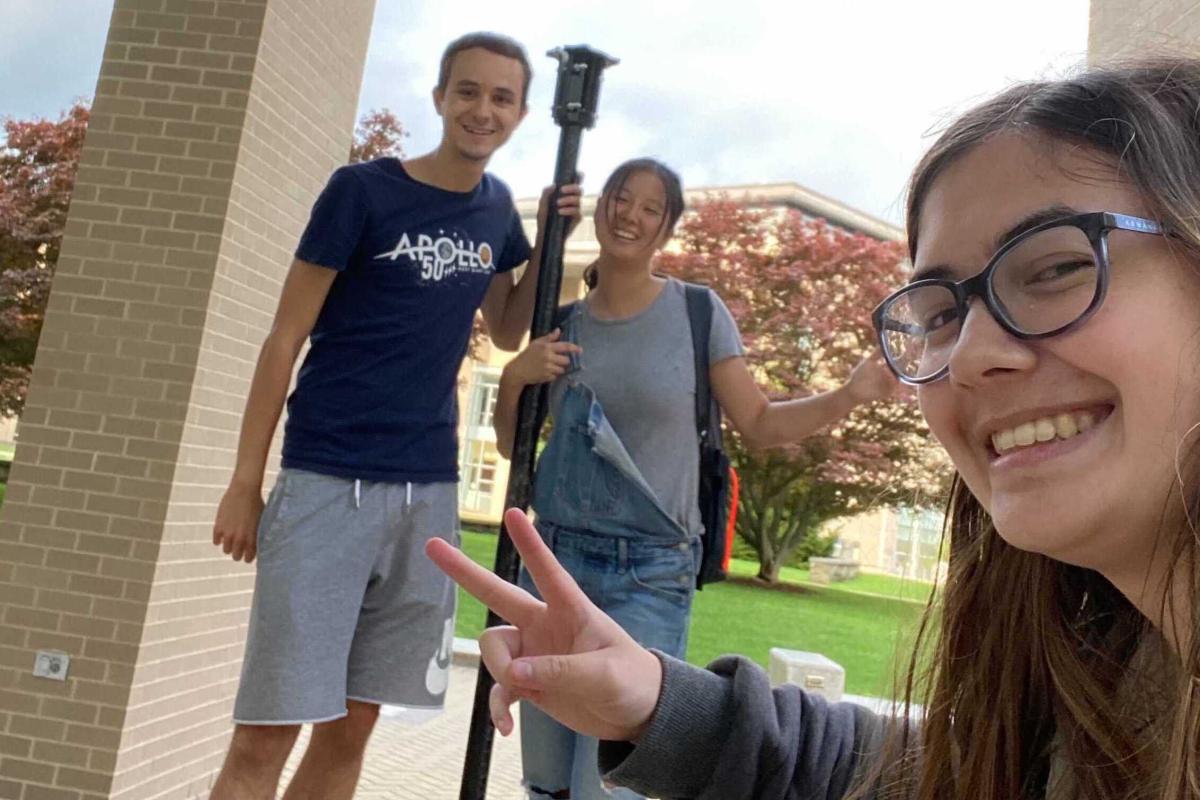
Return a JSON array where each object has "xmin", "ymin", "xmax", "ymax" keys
[{"xmin": 881, "ymin": 225, "xmax": 1099, "ymax": 381}]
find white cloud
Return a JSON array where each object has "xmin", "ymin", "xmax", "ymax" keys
[
  {"xmin": 359, "ymin": 0, "xmax": 1089, "ymax": 223},
  {"xmin": 3, "ymin": 0, "xmax": 1089, "ymax": 226}
]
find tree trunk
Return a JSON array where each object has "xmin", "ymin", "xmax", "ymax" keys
[{"xmin": 758, "ymin": 559, "xmax": 782, "ymax": 583}]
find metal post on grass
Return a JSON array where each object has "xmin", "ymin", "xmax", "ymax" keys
[{"xmin": 457, "ymin": 44, "xmax": 618, "ymax": 800}]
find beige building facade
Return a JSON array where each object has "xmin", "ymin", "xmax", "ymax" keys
[
  {"xmin": 826, "ymin": 507, "xmax": 947, "ymax": 582},
  {"xmin": 0, "ymin": 416, "xmax": 16, "ymax": 445}
]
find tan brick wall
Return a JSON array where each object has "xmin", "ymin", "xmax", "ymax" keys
[
  {"xmin": 0, "ymin": 1, "xmax": 375, "ymax": 798},
  {"xmin": 1089, "ymin": 0, "xmax": 1200, "ymax": 63}
]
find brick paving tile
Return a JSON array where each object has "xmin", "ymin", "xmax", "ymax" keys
[{"xmin": 281, "ymin": 663, "xmax": 527, "ymax": 799}]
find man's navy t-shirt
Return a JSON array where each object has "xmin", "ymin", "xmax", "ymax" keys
[{"xmin": 283, "ymin": 157, "xmax": 531, "ymax": 483}]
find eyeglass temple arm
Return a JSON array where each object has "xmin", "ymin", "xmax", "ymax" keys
[{"xmin": 1110, "ymin": 213, "xmax": 1162, "ymax": 234}]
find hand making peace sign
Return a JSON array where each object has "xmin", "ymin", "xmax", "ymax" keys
[{"xmin": 425, "ymin": 508, "xmax": 663, "ymax": 742}]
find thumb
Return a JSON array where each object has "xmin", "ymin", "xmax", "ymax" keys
[
  {"xmin": 509, "ymin": 651, "xmax": 607, "ymax": 693},
  {"xmin": 544, "ymin": 328, "xmax": 562, "ymax": 343}
]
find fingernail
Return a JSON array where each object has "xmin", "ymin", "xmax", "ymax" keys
[{"xmin": 512, "ymin": 661, "xmax": 532, "ymax": 682}]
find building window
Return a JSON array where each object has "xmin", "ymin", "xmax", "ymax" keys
[
  {"xmin": 460, "ymin": 440, "xmax": 498, "ymax": 513},
  {"xmin": 894, "ymin": 507, "xmax": 945, "ymax": 581},
  {"xmin": 460, "ymin": 367, "xmax": 502, "ymax": 512},
  {"xmin": 465, "ymin": 367, "xmax": 500, "ymax": 438}
]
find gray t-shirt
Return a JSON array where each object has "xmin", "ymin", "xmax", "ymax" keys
[{"xmin": 548, "ymin": 277, "xmax": 744, "ymax": 536}]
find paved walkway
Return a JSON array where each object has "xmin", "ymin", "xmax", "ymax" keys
[
  {"xmin": 275, "ymin": 643, "xmax": 899, "ymax": 798},
  {"xmin": 280, "ymin": 659, "xmax": 527, "ymax": 799}
]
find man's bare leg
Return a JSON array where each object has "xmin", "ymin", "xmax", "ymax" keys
[
  {"xmin": 210, "ymin": 723, "xmax": 302, "ymax": 800},
  {"xmin": 280, "ymin": 701, "xmax": 381, "ymax": 800}
]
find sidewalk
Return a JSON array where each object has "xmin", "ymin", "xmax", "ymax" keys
[
  {"xmin": 280, "ymin": 648, "xmax": 526, "ymax": 799},
  {"xmin": 276, "ymin": 642, "xmax": 904, "ymax": 798}
]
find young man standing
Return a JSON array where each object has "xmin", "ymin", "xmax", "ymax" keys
[{"xmin": 209, "ymin": 32, "xmax": 580, "ymax": 800}]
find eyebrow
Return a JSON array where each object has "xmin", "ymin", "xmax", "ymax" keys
[
  {"xmin": 910, "ymin": 203, "xmax": 1081, "ymax": 283},
  {"xmin": 453, "ymin": 79, "xmax": 518, "ymax": 98}
]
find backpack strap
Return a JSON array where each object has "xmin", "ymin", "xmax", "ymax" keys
[
  {"xmin": 683, "ymin": 283, "xmax": 719, "ymax": 446},
  {"xmin": 552, "ymin": 300, "xmax": 580, "ymax": 334}
]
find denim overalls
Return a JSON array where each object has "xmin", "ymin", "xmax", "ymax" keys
[{"xmin": 518, "ymin": 308, "xmax": 701, "ymax": 800}]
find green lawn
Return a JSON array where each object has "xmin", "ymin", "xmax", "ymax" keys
[
  {"xmin": 727, "ymin": 559, "xmax": 938, "ymax": 604},
  {"xmin": 455, "ymin": 531, "xmax": 928, "ymax": 697}
]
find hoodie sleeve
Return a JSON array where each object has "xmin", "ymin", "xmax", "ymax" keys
[{"xmin": 599, "ymin": 653, "xmax": 888, "ymax": 800}]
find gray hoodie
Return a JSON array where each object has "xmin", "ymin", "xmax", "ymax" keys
[
  {"xmin": 600, "ymin": 640, "xmax": 1178, "ymax": 799},
  {"xmin": 599, "ymin": 653, "xmax": 887, "ymax": 799}
]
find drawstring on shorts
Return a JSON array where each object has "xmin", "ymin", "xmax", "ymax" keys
[{"xmin": 352, "ymin": 479, "xmax": 413, "ymax": 510}]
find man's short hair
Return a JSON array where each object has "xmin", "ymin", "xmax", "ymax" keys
[{"xmin": 437, "ymin": 32, "xmax": 533, "ymax": 109}]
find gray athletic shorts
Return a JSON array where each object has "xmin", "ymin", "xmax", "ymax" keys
[{"xmin": 232, "ymin": 468, "xmax": 460, "ymax": 724}]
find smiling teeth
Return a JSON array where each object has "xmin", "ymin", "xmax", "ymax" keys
[{"xmin": 991, "ymin": 411, "xmax": 1097, "ymax": 454}]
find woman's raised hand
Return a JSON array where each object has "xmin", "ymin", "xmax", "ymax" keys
[
  {"xmin": 425, "ymin": 508, "xmax": 663, "ymax": 741},
  {"xmin": 845, "ymin": 349, "xmax": 900, "ymax": 404}
]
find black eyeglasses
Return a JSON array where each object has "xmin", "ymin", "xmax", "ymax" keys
[{"xmin": 872, "ymin": 212, "xmax": 1164, "ymax": 385}]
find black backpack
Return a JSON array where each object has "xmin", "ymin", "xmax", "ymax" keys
[
  {"xmin": 683, "ymin": 283, "xmax": 735, "ymax": 589},
  {"xmin": 549, "ymin": 284, "xmax": 736, "ymax": 589}
]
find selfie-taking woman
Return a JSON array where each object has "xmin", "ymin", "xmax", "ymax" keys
[{"xmin": 433, "ymin": 57, "xmax": 1200, "ymax": 800}]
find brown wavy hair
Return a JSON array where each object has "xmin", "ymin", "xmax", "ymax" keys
[
  {"xmin": 860, "ymin": 59, "xmax": 1200, "ymax": 800},
  {"xmin": 437, "ymin": 32, "xmax": 532, "ymax": 108}
]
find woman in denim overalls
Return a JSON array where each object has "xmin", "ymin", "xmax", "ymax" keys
[{"xmin": 493, "ymin": 159, "xmax": 897, "ymax": 799}]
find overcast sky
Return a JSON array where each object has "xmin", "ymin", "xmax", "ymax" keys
[{"xmin": 6, "ymin": 0, "xmax": 1090, "ymax": 224}]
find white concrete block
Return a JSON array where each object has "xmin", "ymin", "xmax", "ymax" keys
[{"xmin": 768, "ymin": 648, "xmax": 845, "ymax": 702}]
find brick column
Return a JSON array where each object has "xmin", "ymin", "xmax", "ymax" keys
[
  {"xmin": 0, "ymin": 1, "xmax": 375, "ymax": 797},
  {"xmin": 1089, "ymin": 0, "xmax": 1200, "ymax": 63}
]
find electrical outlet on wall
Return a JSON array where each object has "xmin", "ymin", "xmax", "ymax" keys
[{"xmin": 33, "ymin": 650, "xmax": 69, "ymax": 681}]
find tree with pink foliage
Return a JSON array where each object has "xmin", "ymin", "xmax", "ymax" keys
[
  {"xmin": 348, "ymin": 108, "xmax": 407, "ymax": 163},
  {"xmin": 660, "ymin": 199, "xmax": 947, "ymax": 581},
  {"xmin": 0, "ymin": 101, "xmax": 89, "ymax": 418}
]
